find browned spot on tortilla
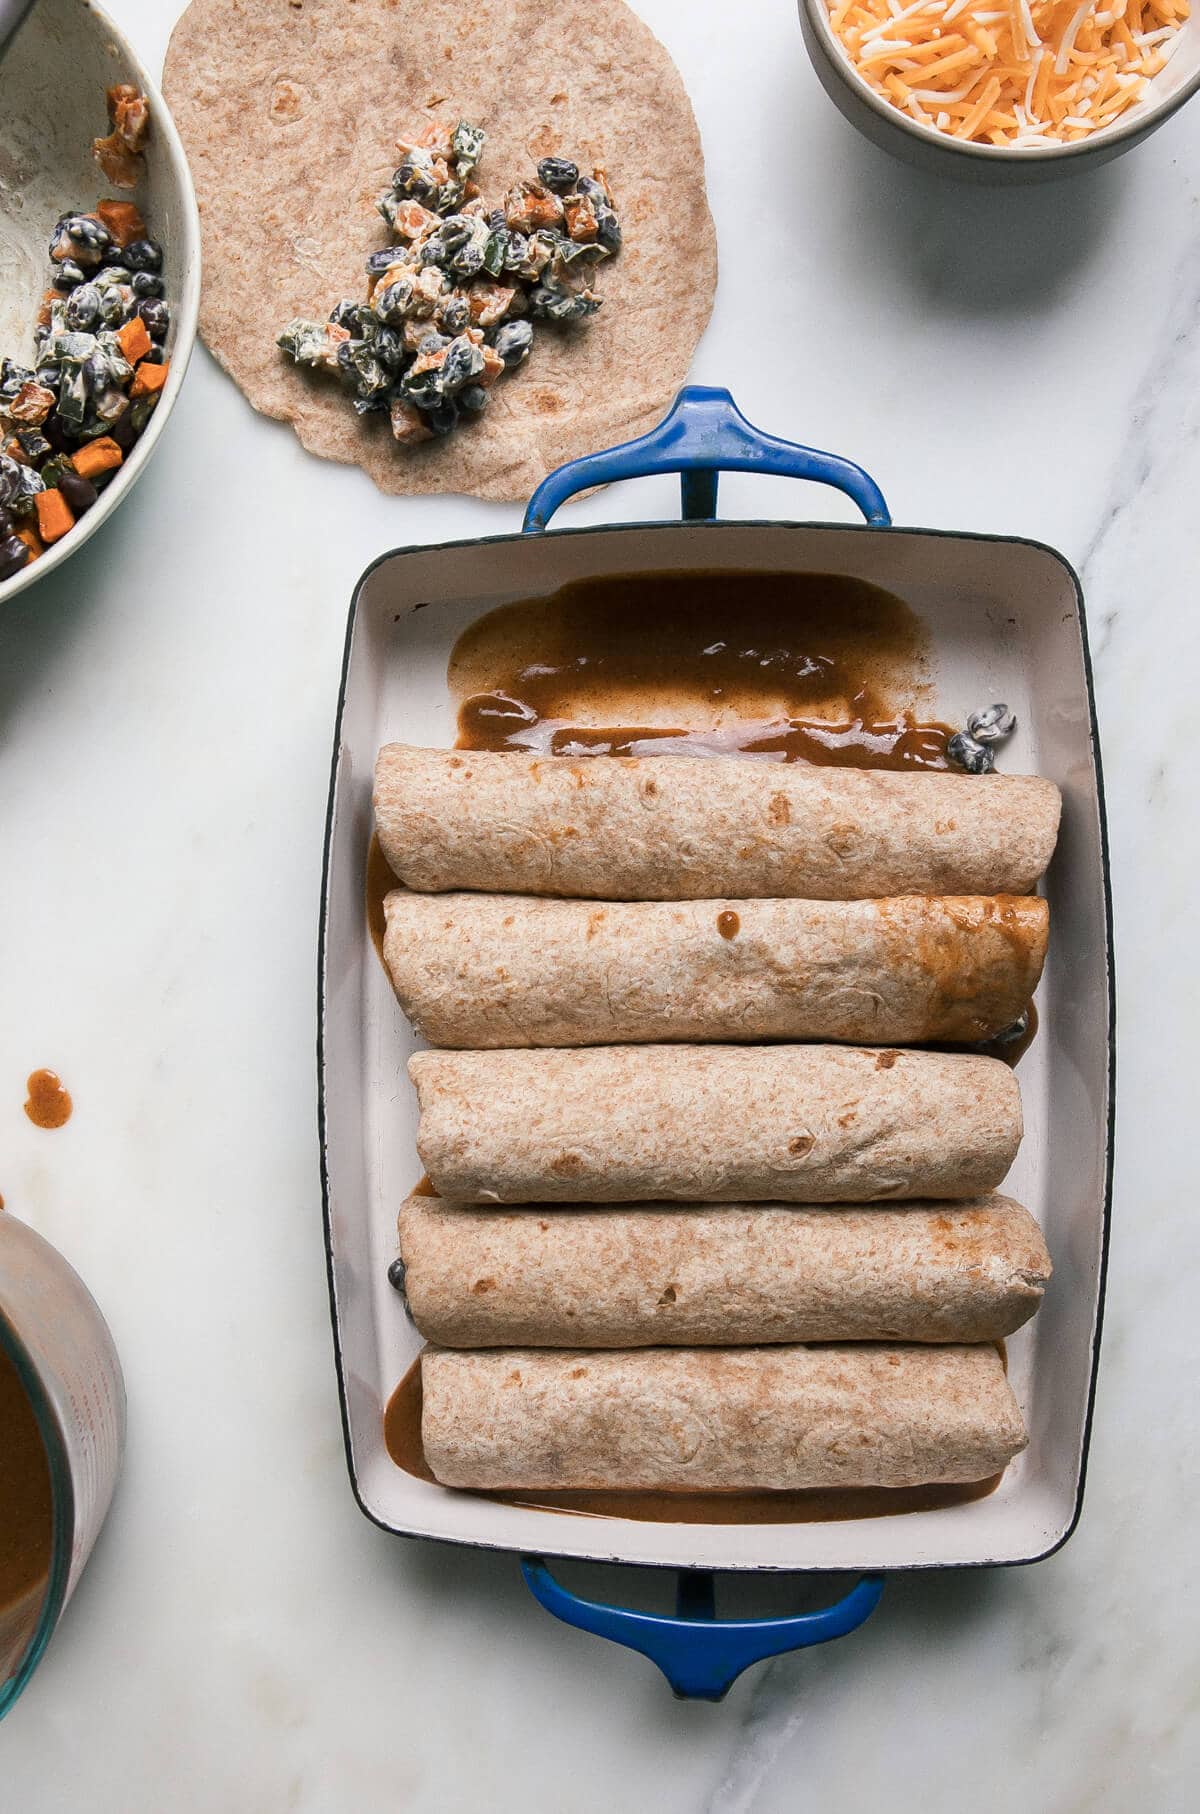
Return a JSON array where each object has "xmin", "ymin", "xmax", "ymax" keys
[
  {"xmin": 551, "ymin": 1152, "xmax": 584, "ymax": 1176},
  {"xmin": 788, "ymin": 1135, "xmax": 814, "ymax": 1157},
  {"xmin": 271, "ymin": 79, "xmax": 306, "ymax": 120},
  {"xmin": 471, "ymin": 1277, "xmax": 496, "ymax": 1295},
  {"xmin": 569, "ymin": 1366, "xmax": 588, "ymax": 1379},
  {"xmin": 531, "ymin": 390, "xmax": 564, "ymax": 414},
  {"xmin": 657, "ymin": 1284, "xmax": 677, "ymax": 1305},
  {"xmin": 876, "ymin": 1050, "xmax": 899, "ymax": 1069},
  {"xmin": 768, "ymin": 792, "xmax": 790, "ymax": 826},
  {"xmin": 838, "ymin": 1111, "xmax": 857, "ymax": 1128}
]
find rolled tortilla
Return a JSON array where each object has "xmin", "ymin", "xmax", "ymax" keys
[
  {"xmin": 374, "ymin": 744, "xmax": 1061, "ymax": 900},
  {"xmin": 408, "ymin": 1043, "xmax": 1022, "ymax": 1203},
  {"xmin": 397, "ymin": 1192, "xmax": 1050, "ymax": 1347},
  {"xmin": 384, "ymin": 890, "xmax": 1047, "ymax": 1048},
  {"xmin": 420, "ymin": 1344, "xmax": 1028, "ymax": 1490}
]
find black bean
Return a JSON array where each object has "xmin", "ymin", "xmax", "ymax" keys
[
  {"xmin": 0, "ymin": 506, "xmax": 12, "ymax": 537},
  {"xmin": 59, "ymin": 471, "xmax": 98, "ymax": 515},
  {"xmin": 946, "ymin": 730, "xmax": 994, "ymax": 774},
  {"xmin": 492, "ymin": 319, "xmax": 533, "ymax": 367},
  {"xmin": 42, "ymin": 411, "xmax": 75, "ymax": 454},
  {"xmin": 0, "ymin": 535, "xmax": 31, "ymax": 580},
  {"xmin": 449, "ymin": 243, "xmax": 484, "ymax": 279},
  {"xmin": 123, "ymin": 238, "xmax": 163, "ymax": 273},
  {"xmin": 458, "ymin": 384, "xmax": 488, "ymax": 415},
  {"xmin": 441, "ymin": 338, "xmax": 485, "ymax": 392},
  {"xmin": 365, "ymin": 247, "xmax": 400, "ymax": 278},
  {"xmin": 386, "ymin": 1258, "xmax": 407, "ymax": 1294},
  {"xmin": 136, "ymin": 299, "xmax": 170, "ymax": 342},
  {"xmin": 53, "ymin": 260, "xmax": 86, "ymax": 291},
  {"xmin": 107, "ymin": 405, "xmax": 138, "ymax": 451},
  {"xmin": 65, "ymin": 284, "xmax": 102, "ymax": 331},
  {"xmin": 595, "ymin": 208, "xmax": 622, "ymax": 252},
  {"xmin": 16, "ymin": 428, "xmax": 51, "ymax": 465},
  {"xmin": 421, "ymin": 398, "xmax": 460, "ymax": 436},
  {"xmin": 131, "ymin": 271, "xmax": 164, "ymax": 299},
  {"xmin": 439, "ymin": 296, "xmax": 471, "ymax": 335},
  {"xmin": 537, "ymin": 156, "xmax": 580, "ymax": 193},
  {"xmin": 372, "ymin": 325, "xmax": 407, "ymax": 372}
]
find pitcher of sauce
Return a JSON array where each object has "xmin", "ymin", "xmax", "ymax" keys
[{"xmin": 0, "ymin": 1211, "xmax": 125, "ymax": 1720}]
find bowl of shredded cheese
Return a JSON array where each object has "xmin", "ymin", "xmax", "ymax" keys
[{"xmin": 799, "ymin": 0, "xmax": 1200, "ymax": 175}]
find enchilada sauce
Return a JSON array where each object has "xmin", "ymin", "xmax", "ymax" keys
[
  {"xmin": 449, "ymin": 571, "xmax": 954, "ymax": 770},
  {"xmin": 0, "ymin": 1338, "xmax": 53, "ymax": 1659},
  {"xmin": 382, "ymin": 1360, "xmax": 1002, "ymax": 1524}
]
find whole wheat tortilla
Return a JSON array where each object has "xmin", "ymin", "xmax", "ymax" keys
[
  {"xmin": 374, "ymin": 745, "xmax": 1062, "ymax": 899},
  {"xmin": 162, "ymin": 0, "xmax": 717, "ymax": 501},
  {"xmin": 397, "ymin": 1191, "xmax": 1051, "ymax": 1347},
  {"xmin": 420, "ymin": 1344, "xmax": 1028, "ymax": 1490},
  {"xmin": 408, "ymin": 1043, "xmax": 1022, "ymax": 1203},
  {"xmin": 382, "ymin": 888, "xmax": 1048, "ymax": 1047}
]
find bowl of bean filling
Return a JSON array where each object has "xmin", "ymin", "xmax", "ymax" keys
[{"xmin": 0, "ymin": 0, "xmax": 200, "ymax": 600}]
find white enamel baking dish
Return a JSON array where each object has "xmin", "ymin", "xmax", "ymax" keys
[{"xmin": 317, "ymin": 388, "xmax": 1113, "ymax": 1697}]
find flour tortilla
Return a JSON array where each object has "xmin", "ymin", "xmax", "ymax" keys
[
  {"xmin": 397, "ymin": 1191, "xmax": 1051, "ymax": 1346},
  {"xmin": 374, "ymin": 744, "xmax": 1061, "ymax": 899},
  {"xmin": 408, "ymin": 1043, "xmax": 1022, "ymax": 1203},
  {"xmin": 162, "ymin": 0, "xmax": 717, "ymax": 501},
  {"xmin": 420, "ymin": 1344, "xmax": 1028, "ymax": 1490},
  {"xmin": 383, "ymin": 888, "xmax": 1048, "ymax": 1047}
]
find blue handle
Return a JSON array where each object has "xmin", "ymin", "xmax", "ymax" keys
[
  {"xmin": 522, "ymin": 385, "xmax": 890, "ymax": 532},
  {"xmin": 522, "ymin": 1558, "xmax": 884, "ymax": 1701}
]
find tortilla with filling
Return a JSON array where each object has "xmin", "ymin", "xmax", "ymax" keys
[
  {"xmin": 420, "ymin": 1343, "xmax": 1028, "ymax": 1490},
  {"xmin": 383, "ymin": 889, "xmax": 1047, "ymax": 1047},
  {"xmin": 374, "ymin": 744, "xmax": 1061, "ymax": 899},
  {"xmin": 162, "ymin": 0, "xmax": 717, "ymax": 501},
  {"xmin": 397, "ymin": 1192, "xmax": 1051, "ymax": 1346},
  {"xmin": 408, "ymin": 1043, "xmax": 1022, "ymax": 1203}
]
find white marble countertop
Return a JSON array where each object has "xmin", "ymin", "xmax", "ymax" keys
[{"xmin": 2, "ymin": 0, "xmax": 1198, "ymax": 1805}]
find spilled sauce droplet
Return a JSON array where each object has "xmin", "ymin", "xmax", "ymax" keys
[{"xmin": 24, "ymin": 1070, "xmax": 72, "ymax": 1130}]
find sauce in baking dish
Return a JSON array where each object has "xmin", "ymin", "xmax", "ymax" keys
[
  {"xmin": 450, "ymin": 571, "xmax": 954, "ymax": 771},
  {"xmin": 0, "ymin": 1338, "xmax": 53, "ymax": 1663},
  {"xmin": 382, "ymin": 1359, "xmax": 1002, "ymax": 1523}
]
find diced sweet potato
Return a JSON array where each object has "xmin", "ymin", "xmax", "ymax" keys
[
  {"xmin": 8, "ymin": 381, "xmax": 56, "ymax": 426},
  {"xmin": 478, "ymin": 345, "xmax": 505, "ymax": 389},
  {"xmin": 15, "ymin": 523, "xmax": 44, "ymax": 560},
  {"xmin": 34, "ymin": 489, "xmax": 75, "ymax": 544},
  {"xmin": 71, "ymin": 437, "xmax": 124, "ymax": 480},
  {"xmin": 130, "ymin": 360, "xmax": 169, "ymax": 399},
  {"xmin": 97, "ymin": 198, "xmax": 147, "ymax": 247},
  {"xmin": 117, "ymin": 317, "xmax": 153, "ymax": 364}
]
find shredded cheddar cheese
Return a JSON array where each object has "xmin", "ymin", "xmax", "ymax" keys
[{"xmin": 828, "ymin": 0, "xmax": 1187, "ymax": 144}]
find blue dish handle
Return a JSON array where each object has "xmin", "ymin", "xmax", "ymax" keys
[
  {"xmin": 522, "ymin": 385, "xmax": 891, "ymax": 531},
  {"xmin": 521, "ymin": 1557, "xmax": 884, "ymax": 1701}
]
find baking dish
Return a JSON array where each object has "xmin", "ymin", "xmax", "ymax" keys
[{"xmin": 317, "ymin": 387, "xmax": 1113, "ymax": 1698}]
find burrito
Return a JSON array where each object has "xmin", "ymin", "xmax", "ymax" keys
[
  {"xmin": 397, "ymin": 1192, "xmax": 1051, "ymax": 1347},
  {"xmin": 408, "ymin": 1043, "xmax": 1022, "ymax": 1203},
  {"xmin": 374, "ymin": 744, "xmax": 1061, "ymax": 900},
  {"xmin": 383, "ymin": 890, "xmax": 1047, "ymax": 1048},
  {"xmin": 420, "ymin": 1344, "xmax": 1028, "ymax": 1490}
]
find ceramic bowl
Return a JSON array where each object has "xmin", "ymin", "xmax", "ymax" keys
[
  {"xmin": 0, "ymin": 0, "xmax": 200, "ymax": 601},
  {"xmin": 798, "ymin": 0, "xmax": 1200, "ymax": 181}
]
